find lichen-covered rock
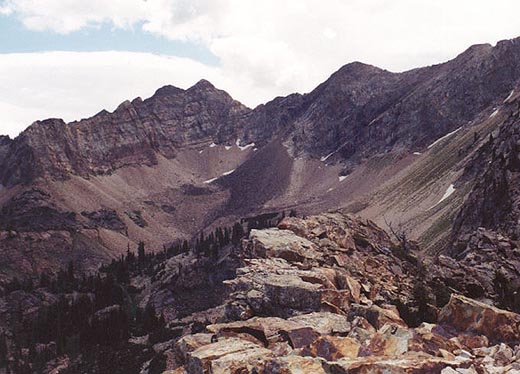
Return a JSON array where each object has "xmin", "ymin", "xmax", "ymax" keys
[
  {"xmin": 288, "ymin": 312, "xmax": 351, "ymax": 335},
  {"xmin": 246, "ymin": 228, "xmax": 320, "ymax": 263},
  {"xmin": 363, "ymin": 324, "xmax": 413, "ymax": 357},
  {"xmin": 175, "ymin": 334, "xmax": 214, "ymax": 362},
  {"xmin": 206, "ymin": 317, "xmax": 305, "ymax": 347},
  {"xmin": 264, "ymin": 356, "xmax": 327, "ymax": 374},
  {"xmin": 349, "ymin": 304, "xmax": 407, "ymax": 330}
]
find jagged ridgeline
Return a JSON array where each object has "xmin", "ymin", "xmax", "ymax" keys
[{"xmin": 2, "ymin": 37, "xmax": 520, "ymax": 373}]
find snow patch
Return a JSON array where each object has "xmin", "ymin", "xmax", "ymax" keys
[
  {"xmin": 203, "ymin": 177, "xmax": 218, "ymax": 184},
  {"xmin": 199, "ymin": 150, "xmax": 204, "ymax": 154},
  {"xmin": 339, "ymin": 175, "xmax": 348, "ymax": 182},
  {"xmin": 413, "ymin": 152, "xmax": 422, "ymax": 156},
  {"xmin": 209, "ymin": 142, "xmax": 217, "ymax": 148},
  {"xmin": 490, "ymin": 109, "xmax": 499, "ymax": 118},
  {"xmin": 222, "ymin": 169, "xmax": 235, "ymax": 176},
  {"xmin": 505, "ymin": 90, "xmax": 515, "ymax": 103},
  {"xmin": 236, "ymin": 139, "xmax": 255, "ymax": 151},
  {"xmin": 427, "ymin": 127, "xmax": 461, "ymax": 149},
  {"xmin": 327, "ymin": 187, "xmax": 334, "ymax": 192},
  {"xmin": 253, "ymin": 148, "xmax": 258, "ymax": 152},
  {"xmin": 429, "ymin": 184, "xmax": 455, "ymax": 210},
  {"xmin": 321, "ymin": 152, "xmax": 335, "ymax": 162},
  {"xmin": 225, "ymin": 145, "xmax": 232, "ymax": 150},
  {"xmin": 320, "ymin": 141, "xmax": 353, "ymax": 162}
]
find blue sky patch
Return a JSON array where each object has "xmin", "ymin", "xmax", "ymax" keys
[{"xmin": 0, "ymin": 15, "xmax": 220, "ymax": 65}]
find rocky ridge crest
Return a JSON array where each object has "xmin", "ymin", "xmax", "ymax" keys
[{"xmin": 139, "ymin": 213, "xmax": 520, "ymax": 374}]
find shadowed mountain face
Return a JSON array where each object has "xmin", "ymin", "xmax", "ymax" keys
[
  {"xmin": 2, "ymin": 38, "xmax": 520, "ymax": 277},
  {"xmin": 450, "ymin": 88, "xmax": 520, "ymax": 251}
]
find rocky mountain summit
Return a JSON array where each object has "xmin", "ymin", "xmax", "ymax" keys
[{"xmin": 0, "ymin": 80, "xmax": 249, "ymax": 187}]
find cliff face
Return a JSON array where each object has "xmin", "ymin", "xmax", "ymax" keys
[
  {"xmin": 0, "ymin": 136, "xmax": 11, "ymax": 178},
  {"xmin": 451, "ymin": 88, "xmax": 520, "ymax": 249}
]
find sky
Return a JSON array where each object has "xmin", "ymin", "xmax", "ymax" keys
[{"xmin": 1, "ymin": 0, "xmax": 520, "ymax": 138}]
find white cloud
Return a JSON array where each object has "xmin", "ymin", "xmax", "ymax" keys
[
  {"xmin": 0, "ymin": 51, "xmax": 282, "ymax": 137},
  {"xmin": 1, "ymin": 0, "xmax": 520, "ymax": 137}
]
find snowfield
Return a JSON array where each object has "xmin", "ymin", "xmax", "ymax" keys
[
  {"xmin": 427, "ymin": 127, "xmax": 461, "ymax": 149},
  {"xmin": 429, "ymin": 184, "xmax": 456, "ymax": 210},
  {"xmin": 489, "ymin": 109, "xmax": 499, "ymax": 118},
  {"xmin": 236, "ymin": 139, "xmax": 255, "ymax": 151},
  {"xmin": 321, "ymin": 152, "xmax": 335, "ymax": 162},
  {"xmin": 222, "ymin": 169, "xmax": 235, "ymax": 176}
]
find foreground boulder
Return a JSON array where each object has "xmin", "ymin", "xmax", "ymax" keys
[{"xmin": 439, "ymin": 294, "xmax": 520, "ymax": 344}]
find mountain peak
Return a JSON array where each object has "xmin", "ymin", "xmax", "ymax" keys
[
  {"xmin": 152, "ymin": 85, "xmax": 184, "ymax": 98},
  {"xmin": 456, "ymin": 42, "xmax": 493, "ymax": 59},
  {"xmin": 334, "ymin": 61, "xmax": 388, "ymax": 77},
  {"xmin": 190, "ymin": 79, "xmax": 216, "ymax": 91}
]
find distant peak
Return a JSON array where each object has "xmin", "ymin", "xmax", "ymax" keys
[
  {"xmin": 115, "ymin": 100, "xmax": 133, "ymax": 111},
  {"xmin": 453, "ymin": 42, "xmax": 493, "ymax": 62},
  {"xmin": 319, "ymin": 61, "xmax": 390, "ymax": 89},
  {"xmin": 190, "ymin": 79, "xmax": 216, "ymax": 91},
  {"xmin": 0, "ymin": 135, "xmax": 11, "ymax": 143},
  {"xmin": 336, "ymin": 61, "xmax": 387, "ymax": 75},
  {"xmin": 152, "ymin": 85, "xmax": 184, "ymax": 98},
  {"xmin": 34, "ymin": 118, "xmax": 67, "ymax": 127}
]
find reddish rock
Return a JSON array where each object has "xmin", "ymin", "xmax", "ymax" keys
[
  {"xmin": 264, "ymin": 356, "xmax": 327, "ymax": 374},
  {"xmin": 326, "ymin": 353, "xmax": 467, "ymax": 374},
  {"xmin": 302, "ymin": 335, "xmax": 360, "ymax": 361},
  {"xmin": 288, "ymin": 312, "xmax": 351, "ymax": 335},
  {"xmin": 207, "ymin": 317, "xmax": 304, "ymax": 347},
  {"xmin": 282, "ymin": 327, "xmax": 320, "ymax": 349},
  {"xmin": 363, "ymin": 324, "xmax": 413, "ymax": 357},
  {"xmin": 186, "ymin": 338, "xmax": 272, "ymax": 374},
  {"xmin": 349, "ymin": 304, "xmax": 407, "ymax": 330},
  {"xmin": 409, "ymin": 324, "xmax": 459, "ymax": 356},
  {"xmin": 175, "ymin": 334, "xmax": 214, "ymax": 362},
  {"xmin": 439, "ymin": 294, "xmax": 520, "ymax": 344}
]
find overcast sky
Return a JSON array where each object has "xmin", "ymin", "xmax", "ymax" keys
[{"xmin": 1, "ymin": 0, "xmax": 520, "ymax": 138}]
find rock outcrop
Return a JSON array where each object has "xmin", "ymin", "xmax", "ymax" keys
[{"xmin": 149, "ymin": 213, "xmax": 520, "ymax": 374}]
